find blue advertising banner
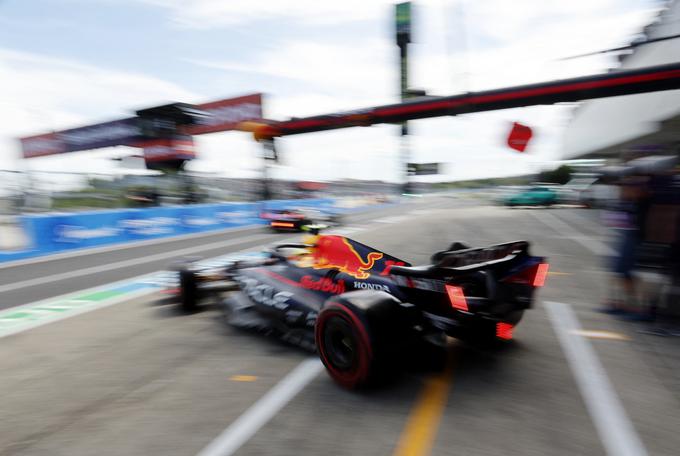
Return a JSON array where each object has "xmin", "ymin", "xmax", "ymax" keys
[
  {"xmin": 0, "ymin": 198, "xmax": 345, "ymax": 262},
  {"xmin": 25, "ymin": 209, "xmax": 130, "ymax": 252}
]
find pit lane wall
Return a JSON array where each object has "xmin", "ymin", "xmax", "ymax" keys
[{"xmin": 0, "ymin": 198, "xmax": 379, "ymax": 263}]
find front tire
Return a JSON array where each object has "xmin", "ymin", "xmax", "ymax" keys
[{"xmin": 179, "ymin": 269, "xmax": 199, "ymax": 313}]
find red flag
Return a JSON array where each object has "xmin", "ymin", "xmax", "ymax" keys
[{"xmin": 507, "ymin": 122, "xmax": 533, "ymax": 152}]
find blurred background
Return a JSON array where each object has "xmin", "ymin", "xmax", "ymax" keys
[
  {"xmin": 1, "ymin": 1, "xmax": 680, "ymax": 455},
  {"xmin": 0, "ymin": 0, "xmax": 676, "ymax": 210}
]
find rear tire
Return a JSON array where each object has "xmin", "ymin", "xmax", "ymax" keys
[
  {"xmin": 315, "ymin": 302, "xmax": 377, "ymax": 389},
  {"xmin": 315, "ymin": 291, "xmax": 416, "ymax": 389}
]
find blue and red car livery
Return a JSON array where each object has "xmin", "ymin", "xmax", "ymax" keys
[{"xmin": 170, "ymin": 234, "xmax": 548, "ymax": 389}]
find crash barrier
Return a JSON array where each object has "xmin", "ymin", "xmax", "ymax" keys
[{"xmin": 0, "ymin": 197, "xmax": 387, "ymax": 263}]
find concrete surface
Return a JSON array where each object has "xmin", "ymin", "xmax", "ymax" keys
[{"xmin": 0, "ymin": 197, "xmax": 678, "ymax": 456}]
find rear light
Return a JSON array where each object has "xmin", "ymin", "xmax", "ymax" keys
[
  {"xmin": 445, "ymin": 284, "xmax": 468, "ymax": 312},
  {"xmin": 271, "ymin": 222, "xmax": 295, "ymax": 228},
  {"xmin": 496, "ymin": 322, "xmax": 514, "ymax": 340},
  {"xmin": 533, "ymin": 263, "xmax": 549, "ymax": 287},
  {"xmin": 504, "ymin": 262, "xmax": 549, "ymax": 287}
]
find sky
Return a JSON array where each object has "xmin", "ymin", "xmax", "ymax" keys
[{"xmin": 0, "ymin": 0, "xmax": 664, "ymax": 185}]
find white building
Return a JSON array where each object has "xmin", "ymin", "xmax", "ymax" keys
[{"xmin": 562, "ymin": 0, "xmax": 680, "ymax": 159}]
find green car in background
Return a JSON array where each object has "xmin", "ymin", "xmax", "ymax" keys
[{"xmin": 503, "ymin": 186, "xmax": 558, "ymax": 207}]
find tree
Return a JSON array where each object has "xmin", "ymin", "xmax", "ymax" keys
[{"xmin": 537, "ymin": 165, "xmax": 572, "ymax": 185}]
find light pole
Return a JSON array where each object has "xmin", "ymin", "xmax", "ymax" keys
[
  {"xmin": 260, "ymin": 139, "xmax": 277, "ymax": 201},
  {"xmin": 396, "ymin": 2, "xmax": 412, "ymax": 194}
]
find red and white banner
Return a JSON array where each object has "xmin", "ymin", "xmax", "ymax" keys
[{"xmin": 187, "ymin": 93, "xmax": 263, "ymax": 135}]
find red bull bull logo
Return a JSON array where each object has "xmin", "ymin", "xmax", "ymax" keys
[{"xmin": 311, "ymin": 235, "xmax": 383, "ymax": 279}]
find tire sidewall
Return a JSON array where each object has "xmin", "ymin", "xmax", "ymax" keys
[{"xmin": 315, "ymin": 303, "xmax": 373, "ymax": 389}]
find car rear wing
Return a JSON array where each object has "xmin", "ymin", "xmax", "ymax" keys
[
  {"xmin": 435, "ymin": 241, "xmax": 529, "ymax": 269},
  {"xmin": 389, "ymin": 241, "xmax": 531, "ymax": 278}
]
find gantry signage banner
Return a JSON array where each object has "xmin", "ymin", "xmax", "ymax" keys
[
  {"xmin": 19, "ymin": 94, "xmax": 263, "ymax": 159},
  {"xmin": 187, "ymin": 93, "xmax": 263, "ymax": 135},
  {"xmin": 20, "ymin": 118, "xmax": 142, "ymax": 158}
]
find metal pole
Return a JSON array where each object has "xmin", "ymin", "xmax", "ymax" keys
[
  {"xmin": 395, "ymin": 1, "xmax": 412, "ymax": 195},
  {"xmin": 261, "ymin": 145, "xmax": 269, "ymax": 201},
  {"xmin": 261, "ymin": 139, "xmax": 275, "ymax": 201},
  {"xmin": 399, "ymin": 42, "xmax": 411, "ymax": 195}
]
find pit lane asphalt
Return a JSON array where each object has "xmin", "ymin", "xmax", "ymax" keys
[{"xmin": 1, "ymin": 198, "xmax": 679, "ymax": 456}]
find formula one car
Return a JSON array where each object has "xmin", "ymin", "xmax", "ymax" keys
[
  {"xmin": 170, "ymin": 233, "xmax": 548, "ymax": 389},
  {"xmin": 260, "ymin": 208, "xmax": 342, "ymax": 232}
]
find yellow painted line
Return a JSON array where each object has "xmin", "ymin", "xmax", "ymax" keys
[
  {"xmin": 392, "ymin": 353, "xmax": 456, "ymax": 456},
  {"xmin": 570, "ymin": 329, "xmax": 631, "ymax": 341},
  {"xmin": 229, "ymin": 375, "xmax": 258, "ymax": 382}
]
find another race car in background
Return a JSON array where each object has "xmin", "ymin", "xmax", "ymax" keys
[
  {"xmin": 503, "ymin": 186, "xmax": 559, "ymax": 207},
  {"xmin": 169, "ymin": 232, "xmax": 548, "ymax": 389},
  {"xmin": 260, "ymin": 208, "xmax": 342, "ymax": 232}
]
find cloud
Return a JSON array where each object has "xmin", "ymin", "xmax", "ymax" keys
[
  {"xmin": 188, "ymin": 37, "xmax": 395, "ymax": 110},
  {"xmin": 1, "ymin": 0, "xmax": 661, "ymax": 184},
  {"xmin": 136, "ymin": 0, "xmax": 397, "ymax": 29},
  {"xmin": 412, "ymin": 2, "xmax": 658, "ymax": 94},
  {"xmin": 180, "ymin": 0, "xmax": 653, "ymax": 182},
  {"xmin": 0, "ymin": 48, "xmax": 198, "ymax": 170}
]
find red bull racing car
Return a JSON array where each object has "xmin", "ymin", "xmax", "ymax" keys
[{"xmin": 171, "ymin": 233, "xmax": 548, "ymax": 389}]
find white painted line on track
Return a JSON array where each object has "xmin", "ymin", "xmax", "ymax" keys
[
  {"xmin": 0, "ymin": 233, "xmax": 274, "ymax": 294},
  {"xmin": 196, "ymin": 358, "xmax": 324, "ymax": 456},
  {"xmin": 0, "ymin": 249, "xmax": 274, "ymax": 339},
  {"xmin": 531, "ymin": 211, "xmax": 615, "ymax": 256},
  {"xmin": 544, "ymin": 301, "xmax": 648, "ymax": 456},
  {"xmin": 0, "ymin": 283, "xmax": 159, "ymax": 339}
]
